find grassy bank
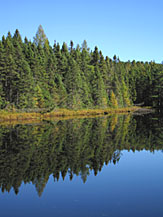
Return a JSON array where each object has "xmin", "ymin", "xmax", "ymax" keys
[{"xmin": 0, "ymin": 107, "xmax": 140, "ymax": 122}]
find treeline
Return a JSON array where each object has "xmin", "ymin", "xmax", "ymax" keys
[
  {"xmin": 0, "ymin": 25, "xmax": 163, "ymax": 110},
  {"xmin": 0, "ymin": 114, "xmax": 162, "ymax": 196}
]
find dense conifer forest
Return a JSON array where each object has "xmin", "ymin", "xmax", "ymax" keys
[{"xmin": 0, "ymin": 25, "xmax": 162, "ymax": 110}]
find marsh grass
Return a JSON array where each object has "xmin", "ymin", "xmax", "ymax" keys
[{"xmin": 0, "ymin": 107, "xmax": 140, "ymax": 123}]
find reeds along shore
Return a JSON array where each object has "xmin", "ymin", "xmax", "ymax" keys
[{"xmin": 0, "ymin": 107, "xmax": 140, "ymax": 122}]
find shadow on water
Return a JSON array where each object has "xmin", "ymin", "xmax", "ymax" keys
[{"xmin": 0, "ymin": 112, "xmax": 162, "ymax": 196}]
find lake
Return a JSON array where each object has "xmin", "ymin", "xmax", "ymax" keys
[{"xmin": 0, "ymin": 113, "xmax": 162, "ymax": 217}]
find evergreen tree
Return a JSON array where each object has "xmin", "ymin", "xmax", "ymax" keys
[
  {"xmin": 0, "ymin": 41, "xmax": 6, "ymax": 107},
  {"xmin": 33, "ymin": 25, "xmax": 48, "ymax": 47},
  {"xmin": 91, "ymin": 46, "xmax": 100, "ymax": 66},
  {"xmin": 91, "ymin": 66, "xmax": 108, "ymax": 108},
  {"xmin": 152, "ymin": 70, "xmax": 163, "ymax": 108},
  {"xmin": 64, "ymin": 56, "xmax": 84, "ymax": 109},
  {"xmin": 0, "ymin": 83, "xmax": 4, "ymax": 108}
]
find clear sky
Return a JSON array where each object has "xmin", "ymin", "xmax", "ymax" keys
[{"xmin": 0, "ymin": 0, "xmax": 163, "ymax": 63}]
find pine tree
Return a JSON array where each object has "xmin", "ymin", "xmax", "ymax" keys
[
  {"xmin": 54, "ymin": 74, "xmax": 67, "ymax": 108},
  {"xmin": 99, "ymin": 51, "xmax": 107, "ymax": 83},
  {"xmin": 17, "ymin": 60, "xmax": 35, "ymax": 108},
  {"xmin": 0, "ymin": 41, "xmax": 6, "ymax": 107},
  {"xmin": 121, "ymin": 78, "xmax": 131, "ymax": 107},
  {"xmin": 0, "ymin": 83, "xmax": 4, "ymax": 108},
  {"xmin": 34, "ymin": 84, "xmax": 45, "ymax": 108},
  {"xmin": 45, "ymin": 55, "xmax": 59, "ymax": 108},
  {"xmin": 152, "ymin": 70, "xmax": 163, "ymax": 108},
  {"xmin": 91, "ymin": 46, "xmax": 100, "ymax": 66},
  {"xmin": 64, "ymin": 56, "xmax": 84, "ymax": 109},
  {"xmin": 33, "ymin": 25, "xmax": 48, "ymax": 47},
  {"xmin": 91, "ymin": 66, "xmax": 108, "ymax": 108}
]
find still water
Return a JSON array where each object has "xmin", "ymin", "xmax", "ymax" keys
[{"xmin": 0, "ymin": 113, "xmax": 162, "ymax": 217}]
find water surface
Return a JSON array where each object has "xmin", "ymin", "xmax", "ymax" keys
[{"xmin": 0, "ymin": 113, "xmax": 162, "ymax": 217}]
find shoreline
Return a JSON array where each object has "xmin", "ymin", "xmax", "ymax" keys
[{"xmin": 0, "ymin": 107, "xmax": 143, "ymax": 123}]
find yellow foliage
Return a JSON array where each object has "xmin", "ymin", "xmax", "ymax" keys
[
  {"xmin": 110, "ymin": 91, "xmax": 118, "ymax": 108},
  {"xmin": 123, "ymin": 90, "xmax": 131, "ymax": 106},
  {"xmin": 110, "ymin": 115, "xmax": 118, "ymax": 132},
  {"xmin": 0, "ymin": 107, "xmax": 140, "ymax": 124},
  {"xmin": 102, "ymin": 97, "xmax": 108, "ymax": 108}
]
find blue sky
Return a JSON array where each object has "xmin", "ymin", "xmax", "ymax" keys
[{"xmin": 0, "ymin": 0, "xmax": 163, "ymax": 63}]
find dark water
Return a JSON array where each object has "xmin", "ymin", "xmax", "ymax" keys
[{"xmin": 0, "ymin": 113, "xmax": 162, "ymax": 217}]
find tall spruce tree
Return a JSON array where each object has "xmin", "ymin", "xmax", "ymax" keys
[
  {"xmin": 64, "ymin": 56, "xmax": 84, "ymax": 109},
  {"xmin": 91, "ymin": 66, "xmax": 108, "ymax": 108},
  {"xmin": 33, "ymin": 25, "xmax": 48, "ymax": 47}
]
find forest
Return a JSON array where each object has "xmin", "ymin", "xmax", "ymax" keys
[{"xmin": 0, "ymin": 25, "xmax": 162, "ymax": 111}]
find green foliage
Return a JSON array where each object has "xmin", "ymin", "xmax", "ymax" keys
[
  {"xmin": 0, "ymin": 26, "xmax": 162, "ymax": 110},
  {"xmin": 151, "ymin": 69, "xmax": 163, "ymax": 108},
  {"xmin": 33, "ymin": 25, "xmax": 48, "ymax": 47},
  {"xmin": 91, "ymin": 66, "xmax": 108, "ymax": 108},
  {"xmin": 35, "ymin": 85, "xmax": 45, "ymax": 108},
  {"xmin": 0, "ymin": 84, "xmax": 4, "ymax": 107}
]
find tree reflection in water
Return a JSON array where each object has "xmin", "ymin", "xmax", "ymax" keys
[{"xmin": 0, "ymin": 113, "xmax": 162, "ymax": 196}]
